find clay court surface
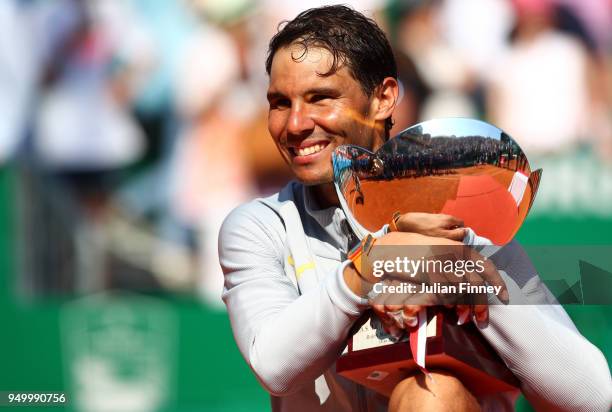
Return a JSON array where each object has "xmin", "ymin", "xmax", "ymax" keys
[{"xmin": 346, "ymin": 165, "xmax": 533, "ymax": 245}]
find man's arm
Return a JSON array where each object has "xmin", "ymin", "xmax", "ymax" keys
[
  {"xmin": 483, "ymin": 242, "xmax": 612, "ymax": 411},
  {"xmin": 218, "ymin": 202, "xmax": 367, "ymax": 396}
]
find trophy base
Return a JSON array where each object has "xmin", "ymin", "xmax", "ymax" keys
[{"xmin": 336, "ymin": 310, "xmax": 519, "ymax": 398}]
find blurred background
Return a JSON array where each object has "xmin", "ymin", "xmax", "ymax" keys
[{"xmin": 0, "ymin": 0, "xmax": 610, "ymax": 411}]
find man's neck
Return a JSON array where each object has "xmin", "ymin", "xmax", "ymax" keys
[{"xmin": 311, "ymin": 183, "xmax": 339, "ymax": 209}]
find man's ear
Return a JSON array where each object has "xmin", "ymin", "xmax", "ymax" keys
[{"xmin": 373, "ymin": 77, "xmax": 399, "ymax": 123}]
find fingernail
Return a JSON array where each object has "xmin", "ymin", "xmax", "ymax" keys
[
  {"xmin": 501, "ymin": 289, "xmax": 509, "ymax": 304},
  {"xmin": 403, "ymin": 313, "xmax": 418, "ymax": 327},
  {"xmin": 472, "ymin": 313, "xmax": 488, "ymax": 329},
  {"xmin": 389, "ymin": 325, "xmax": 401, "ymax": 338},
  {"xmin": 388, "ymin": 311, "xmax": 404, "ymax": 329},
  {"xmin": 457, "ymin": 310, "xmax": 469, "ymax": 325}
]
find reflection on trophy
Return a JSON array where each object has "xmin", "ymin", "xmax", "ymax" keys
[
  {"xmin": 370, "ymin": 157, "xmax": 385, "ymax": 176},
  {"xmin": 333, "ymin": 118, "xmax": 542, "ymax": 244},
  {"xmin": 332, "ymin": 118, "xmax": 542, "ymax": 397}
]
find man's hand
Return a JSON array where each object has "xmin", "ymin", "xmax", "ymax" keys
[
  {"xmin": 394, "ymin": 212, "xmax": 466, "ymax": 241},
  {"xmin": 364, "ymin": 231, "xmax": 507, "ymax": 333},
  {"xmin": 390, "ymin": 214, "xmax": 489, "ymax": 331}
]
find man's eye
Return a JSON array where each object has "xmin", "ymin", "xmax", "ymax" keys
[
  {"xmin": 311, "ymin": 94, "xmax": 331, "ymax": 103},
  {"xmin": 270, "ymin": 99, "xmax": 291, "ymax": 109}
]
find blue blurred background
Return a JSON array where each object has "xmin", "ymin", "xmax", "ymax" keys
[{"xmin": 0, "ymin": 0, "xmax": 610, "ymax": 411}]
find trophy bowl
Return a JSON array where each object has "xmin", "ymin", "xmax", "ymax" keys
[{"xmin": 333, "ymin": 118, "xmax": 542, "ymax": 245}]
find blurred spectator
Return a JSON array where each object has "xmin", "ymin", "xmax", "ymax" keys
[
  {"xmin": 484, "ymin": 0, "xmax": 612, "ymax": 216},
  {"xmin": 0, "ymin": 0, "xmax": 44, "ymax": 164},
  {"xmin": 34, "ymin": 0, "xmax": 149, "ymax": 172},
  {"xmin": 438, "ymin": 0, "xmax": 514, "ymax": 81},
  {"xmin": 11, "ymin": 0, "xmax": 158, "ymax": 296},
  {"xmin": 391, "ymin": 0, "xmax": 479, "ymax": 121},
  {"xmin": 170, "ymin": 3, "xmax": 258, "ymax": 306},
  {"xmin": 555, "ymin": 0, "xmax": 611, "ymax": 53},
  {"xmin": 389, "ymin": 52, "xmax": 431, "ymax": 135},
  {"xmin": 487, "ymin": 0, "xmax": 595, "ymax": 154}
]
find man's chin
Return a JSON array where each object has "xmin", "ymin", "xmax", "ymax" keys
[
  {"xmin": 302, "ymin": 180, "xmax": 333, "ymax": 187},
  {"xmin": 295, "ymin": 174, "xmax": 334, "ymax": 187},
  {"xmin": 291, "ymin": 164, "xmax": 333, "ymax": 186}
]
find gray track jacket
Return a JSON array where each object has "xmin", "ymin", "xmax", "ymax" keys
[{"xmin": 219, "ymin": 180, "xmax": 612, "ymax": 411}]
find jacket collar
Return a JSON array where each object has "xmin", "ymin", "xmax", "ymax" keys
[{"xmin": 302, "ymin": 184, "xmax": 341, "ymax": 228}]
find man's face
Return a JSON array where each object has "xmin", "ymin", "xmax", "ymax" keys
[{"xmin": 267, "ymin": 45, "xmax": 382, "ymax": 185}]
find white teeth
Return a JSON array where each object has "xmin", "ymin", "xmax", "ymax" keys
[{"xmin": 296, "ymin": 144, "xmax": 325, "ymax": 156}]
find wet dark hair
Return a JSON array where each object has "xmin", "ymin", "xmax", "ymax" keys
[{"xmin": 266, "ymin": 5, "xmax": 398, "ymax": 132}]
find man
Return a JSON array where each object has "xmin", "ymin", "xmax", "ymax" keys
[{"xmin": 219, "ymin": 5, "xmax": 611, "ymax": 411}]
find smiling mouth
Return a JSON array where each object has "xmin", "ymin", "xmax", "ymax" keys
[{"xmin": 290, "ymin": 142, "xmax": 330, "ymax": 157}]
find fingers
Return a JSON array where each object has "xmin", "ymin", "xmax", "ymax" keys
[
  {"xmin": 472, "ymin": 304, "xmax": 489, "ymax": 327},
  {"xmin": 372, "ymin": 295, "xmax": 422, "ymax": 333},
  {"xmin": 440, "ymin": 227, "xmax": 467, "ymax": 241},
  {"xmin": 479, "ymin": 255, "xmax": 509, "ymax": 304},
  {"xmin": 372, "ymin": 304, "xmax": 390, "ymax": 322},
  {"xmin": 383, "ymin": 304, "xmax": 488, "ymax": 330},
  {"xmin": 401, "ymin": 305, "xmax": 421, "ymax": 327},
  {"xmin": 382, "ymin": 304, "xmax": 421, "ymax": 330},
  {"xmin": 395, "ymin": 213, "xmax": 464, "ymax": 238},
  {"xmin": 459, "ymin": 246, "xmax": 508, "ymax": 304},
  {"xmin": 372, "ymin": 287, "xmax": 410, "ymax": 336},
  {"xmin": 453, "ymin": 304, "xmax": 488, "ymax": 328},
  {"xmin": 372, "ymin": 304, "xmax": 401, "ymax": 337},
  {"xmin": 441, "ymin": 214, "xmax": 464, "ymax": 229},
  {"xmin": 455, "ymin": 305, "xmax": 471, "ymax": 325}
]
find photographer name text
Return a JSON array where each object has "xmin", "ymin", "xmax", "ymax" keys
[{"xmin": 372, "ymin": 281, "xmax": 503, "ymax": 296}]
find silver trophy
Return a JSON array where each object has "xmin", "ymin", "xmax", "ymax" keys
[
  {"xmin": 333, "ymin": 118, "xmax": 542, "ymax": 245},
  {"xmin": 333, "ymin": 118, "xmax": 542, "ymax": 397}
]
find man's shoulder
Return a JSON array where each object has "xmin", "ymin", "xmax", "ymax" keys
[
  {"xmin": 220, "ymin": 180, "xmax": 304, "ymax": 236},
  {"xmin": 258, "ymin": 180, "xmax": 303, "ymax": 210}
]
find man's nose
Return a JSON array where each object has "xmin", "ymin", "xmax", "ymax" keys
[{"xmin": 286, "ymin": 103, "xmax": 315, "ymax": 137}]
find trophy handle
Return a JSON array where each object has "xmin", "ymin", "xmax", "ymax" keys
[{"xmin": 527, "ymin": 169, "xmax": 543, "ymax": 214}]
